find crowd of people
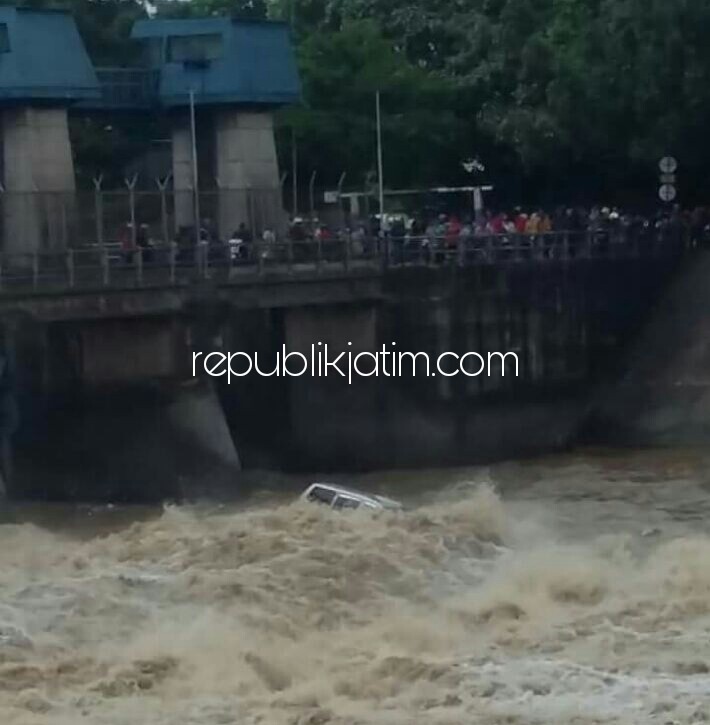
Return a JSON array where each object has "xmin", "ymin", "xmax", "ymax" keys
[
  {"xmin": 364, "ymin": 204, "xmax": 702, "ymax": 245},
  {"xmin": 115, "ymin": 203, "xmax": 705, "ymax": 266}
]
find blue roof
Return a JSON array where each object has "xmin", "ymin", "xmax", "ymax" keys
[
  {"xmin": 132, "ymin": 17, "xmax": 230, "ymax": 39},
  {"xmin": 0, "ymin": 7, "xmax": 100, "ymax": 102},
  {"xmin": 130, "ymin": 18, "xmax": 300, "ymax": 108}
]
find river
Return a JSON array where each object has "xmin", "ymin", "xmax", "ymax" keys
[{"xmin": 1, "ymin": 447, "xmax": 710, "ymax": 724}]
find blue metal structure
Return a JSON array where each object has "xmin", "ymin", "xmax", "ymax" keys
[
  {"xmin": 0, "ymin": 9, "xmax": 299, "ymax": 111},
  {"xmin": 0, "ymin": 7, "xmax": 99, "ymax": 103},
  {"xmin": 85, "ymin": 18, "xmax": 301, "ymax": 111},
  {"xmin": 129, "ymin": 18, "xmax": 301, "ymax": 108}
]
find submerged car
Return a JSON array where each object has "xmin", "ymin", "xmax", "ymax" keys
[{"xmin": 301, "ymin": 483, "xmax": 402, "ymax": 512}]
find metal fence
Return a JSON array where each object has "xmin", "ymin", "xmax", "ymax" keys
[
  {"xmin": 0, "ymin": 188, "xmax": 286, "ymax": 255},
  {"xmin": 0, "ymin": 230, "xmax": 687, "ymax": 297}
]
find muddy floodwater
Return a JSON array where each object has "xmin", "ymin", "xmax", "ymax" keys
[{"xmin": 2, "ymin": 448, "xmax": 710, "ymax": 724}]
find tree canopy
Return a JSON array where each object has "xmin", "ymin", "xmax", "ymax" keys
[{"xmin": 6, "ymin": 0, "xmax": 710, "ymax": 204}]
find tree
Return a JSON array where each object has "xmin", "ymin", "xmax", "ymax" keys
[{"xmin": 279, "ymin": 20, "xmax": 465, "ymax": 189}]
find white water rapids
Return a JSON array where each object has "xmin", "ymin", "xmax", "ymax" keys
[{"xmin": 2, "ymin": 448, "xmax": 710, "ymax": 724}]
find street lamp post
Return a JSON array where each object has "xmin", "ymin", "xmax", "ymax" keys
[
  {"xmin": 376, "ymin": 91, "xmax": 385, "ymax": 223},
  {"xmin": 189, "ymin": 89, "xmax": 200, "ymax": 248}
]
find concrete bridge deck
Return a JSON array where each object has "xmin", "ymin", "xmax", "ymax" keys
[{"xmin": 0, "ymin": 232, "xmax": 686, "ymax": 321}]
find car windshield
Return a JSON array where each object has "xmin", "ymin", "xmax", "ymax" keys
[
  {"xmin": 333, "ymin": 495, "xmax": 360, "ymax": 510},
  {"xmin": 307, "ymin": 486, "xmax": 336, "ymax": 505}
]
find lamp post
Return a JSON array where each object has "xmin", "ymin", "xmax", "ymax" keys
[
  {"xmin": 376, "ymin": 91, "xmax": 385, "ymax": 223},
  {"xmin": 462, "ymin": 157, "xmax": 486, "ymax": 221},
  {"xmin": 189, "ymin": 88, "xmax": 200, "ymax": 247}
]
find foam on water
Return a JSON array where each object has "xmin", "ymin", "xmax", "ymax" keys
[{"xmin": 2, "ymin": 458, "xmax": 710, "ymax": 724}]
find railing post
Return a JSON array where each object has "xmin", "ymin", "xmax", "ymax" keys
[
  {"xmin": 136, "ymin": 247, "xmax": 143, "ymax": 285},
  {"xmin": 67, "ymin": 248, "xmax": 75, "ymax": 288},
  {"xmin": 156, "ymin": 174, "xmax": 171, "ymax": 245},
  {"xmin": 257, "ymin": 240, "xmax": 264, "ymax": 276},
  {"xmin": 344, "ymin": 232, "xmax": 351, "ymax": 272},
  {"xmin": 93, "ymin": 174, "xmax": 104, "ymax": 248},
  {"xmin": 316, "ymin": 234, "xmax": 323, "ymax": 274},
  {"xmin": 202, "ymin": 240, "xmax": 209, "ymax": 279},
  {"xmin": 102, "ymin": 247, "xmax": 109, "ymax": 286},
  {"xmin": 227, "ymin": 239, "xmax": 234, "ymax": 278},
  {"xmin": 125, "ymin": 174, "xmax": 138, "ymax": 249},
  {"xmin": 170, "ymin": 241, "xmax": 177, "ymax": 284},
  {"xmin": 32, "ymin": 252, "xmax": 38, "ymax": 290},
  {"xmin": 309, "ymin": 170, "xmax": 317, "ymax": 230},
  {"xmin": 287, "ymin": 236, "xmax": 294, "ymax": 275}
]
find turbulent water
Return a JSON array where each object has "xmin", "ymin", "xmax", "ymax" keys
[{"xmin": 2, "ymin": 448, "xmax": 710, "ymax": 724}]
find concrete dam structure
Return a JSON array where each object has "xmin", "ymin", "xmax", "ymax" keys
[
  {"xmin": 0, "ymin": 239, "xmax": 685, "ymax": 501},
  {"xmin": 586, "ymin": 249, "xmax": 710, "ymax": 444},
  {"xmin": 0, "ymin": 7, "xmax": 299, "ymax": 254},
  {"xmin": 0, "ymin": 7, "xmax": 696, "ymax": 500}
]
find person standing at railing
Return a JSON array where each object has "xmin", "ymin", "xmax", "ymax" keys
[
  {"xmin": 488, "ymin": 212, "xmax": 504, "ymax": 235},
  {"xmin": 539, "ymin": 211, "xmax": 552, "ymax": 234},
  {"xmin": 119, "ymin": 222, "xmax": 135, "ymax": 264},
  {"xmin": 514, "ymin": 210, "xmax": 528, "ymax": 234},
  {"xmin": 136, "ymin": 223, "xmax": 153, "ymax": 264},
  {"xmin": 445, "ymin": 216, "xmax": 461, "ymax": 248},
  {"xmin": 351, "ymin": 225, "xmax": 366, "ymax": 258},
  {"xmin": 228, "ymin": 230, "xmax": 245, "ymax": 262},
  {"xmin": 261, "ymin": 227, "xmax": 276, "ymax": 262},
  {"xmin": 525, "ymin": 212, "xmax": 541, "ymax": 235}
]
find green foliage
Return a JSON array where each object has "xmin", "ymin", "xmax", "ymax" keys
[
  {"xmin": 279, "ymin": 19, "xmax": 465, "ymax": 187},
  {"xmin": 14, "ymin": 0, "xmax": 710, "ymax": 201}
]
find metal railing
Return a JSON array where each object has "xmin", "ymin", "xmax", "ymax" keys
[{"xmin": 0, "ymin": 230, "xmax": 687, "ymax": 297}]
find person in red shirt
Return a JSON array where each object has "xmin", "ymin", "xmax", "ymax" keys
[
  {"xmin": 515, "ymin": 211, "xmax": 528, "ymax": 234},
  {"xmin": 445, "ymin": 216, "xmax": 462, "ymax": 248},
  {"xmin": 488, "ymin": 213, "xmax": 505, "ymax": 235}
]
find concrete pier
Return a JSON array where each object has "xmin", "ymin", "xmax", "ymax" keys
[
  {"xmin": 1, "ymin": 107, "xmax": 76, "ymax": 254},
  {"xmin": 167, "ymin": 380, "xmax": 241, "ymax": 470},
  {"xmin": 215, "ymin": 110, "xmax": 284, "ymax": 237}
]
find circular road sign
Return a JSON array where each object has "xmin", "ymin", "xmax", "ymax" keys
[
  {"xmin": 659, "ymin": 183, "xmax": 677, "ymax": 202},
  {"xmin": 659, "ymin": 156, "xmax": 678, "ymax": 174}
]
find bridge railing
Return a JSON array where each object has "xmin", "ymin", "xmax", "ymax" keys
[{"xmin": 0, "ymin": 230, "xmax": 687, "ymax": 296}]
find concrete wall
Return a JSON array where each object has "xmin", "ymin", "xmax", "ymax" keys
[
  {"xmin": 585, "ymin": 250, "xmax": 710, "ymax": 445},
  {"xmin": 171, "ymin": 109, "xmax": 285, "ymax": 239},
  {"xmin": 1, "ymin": 107, "xmax": 76, "ymax": 254},
  {"xmin": 218, "ymin": 258, "xmax": 679, "ymax": 470},
  {"xmin": 10, "ymin": 314, "xmax": 241, "ymax": 500},
  {"xmin": 4, "ymin": 253, "xmax": 683, "ymax": 498},
  {"xmin": 79, "ymin": 318, "xmax": 180, "ymax": 386},
  {"xmin": 215, "ymin": 110, "xmax": 283, "ymax": 237},
  {"xmin": 284, "ymin": 305, "xmax": 381, "ymax": 465}
]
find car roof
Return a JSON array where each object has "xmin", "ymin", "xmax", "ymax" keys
[{"xmin": 304, "ymin": 482, "xmax": 401, "ymax": 508}]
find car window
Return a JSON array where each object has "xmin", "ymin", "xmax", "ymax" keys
[
  {"xmin": 307, "ymin": 486, "xmax": 336, "ymax": 505},
  {"xmin": 333, "ymin": 495, "xmax": 361, "ymax": 510}
]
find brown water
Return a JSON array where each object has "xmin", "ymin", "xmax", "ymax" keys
[{"xmin": 2, "ymin": 448, "xmax": 710, "ymax": 724}]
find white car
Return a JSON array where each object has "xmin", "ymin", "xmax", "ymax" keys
[{"xmin": 301, "ymin": 483, "xmax": 402, "ymax": 512}]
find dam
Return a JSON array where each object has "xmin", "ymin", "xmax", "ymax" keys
[
  {"xmin": 0, "ymin": 6, "xmax": 695, "ymax": 499},
  {"xmin": 0, "ymin": 229, "xmax": 687, "ymax": 499}
]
